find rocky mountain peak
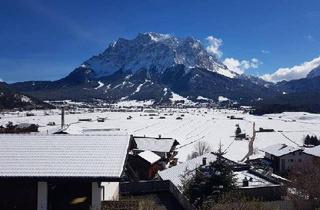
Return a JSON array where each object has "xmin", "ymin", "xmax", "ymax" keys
[{"xmin": 81, "ymin": 32, "xmax": 237, "ymax": 78}]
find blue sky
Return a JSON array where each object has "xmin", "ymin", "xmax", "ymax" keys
[{"xmin": 1, "ymin": 0, "xmax": 320, "ymax": 82}]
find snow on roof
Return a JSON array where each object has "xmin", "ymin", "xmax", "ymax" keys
[
  {"xmin": 261, "ymin": 144, "xmax": 301, "ymax": 157},
  {"xmin": 234, "ymin": 171, "xmax": 276, "ymax": 188},
  {"xmin": 158, "ymin": 153, "xmax": 217, "ymax": 187},
  {"xmin": 134, "ymin": 137, "xmax": 179, "ymax": 153},
  {"xmin": 159, "ymin": 153, "xmax": 278, "ymax": 189},
  {"xmin": 304, "ymin": 145, "xmax": 320, "ymax": 157},
  {"xmin": 0, "ymin": 134, "xmax": 130, "ymax": 179},
  {"xmin": 16, "ymin": 123, "xmax": 36, "ymax": 128},
  {"xmin": 138, "ymin": 151, "xmax": 161, "ymax": 164}
]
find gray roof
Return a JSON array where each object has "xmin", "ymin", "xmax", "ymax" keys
[
  {"xmin": 159, "ymin": 153, "xmax": 279, "ymax": 189},
  {"xmin": 0, "ymin": 134, "xmax": 130, "ymax": 179},
  {"xmin": 261, "ymin": 144, "xmax": 301, "ymax": 157},
  {"xmin": 158, "ymin": 153, "xmax": 217, "ymax": 187},
  {"xmin": 133, "ymin": 137, "xmax": 179, "ymax": 153},
  {"xmin": 304, "ymin": 145, "xmax": 320, "ymax": 157}
]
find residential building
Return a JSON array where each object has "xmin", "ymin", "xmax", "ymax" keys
[
  {"xmin": 261, "ymin": 144, "xmax": 311, "ymax": 175},
  {"xmin": 0, "ymin": 134, "xmax": 131, "ymax": 210}
]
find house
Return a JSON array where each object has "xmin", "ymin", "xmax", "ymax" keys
[
  {"xmin": 126, "ymin": 151, "xmax": 163, "ymax": 180},
  {"xmin": 125, "ymin": 136, "xmax": 180, "ymax": 180},
  {"xmin": 158, "ymin": 153, "xmax": 285, "ymax": 201},
  {"xmin": 0, "ymin": 122, "xmax": 39, "ymax": 133},
  {"xmin": 132, "ymin": 136, "xmax": 180, "ymax": 160},
  {"xmin": 0, "ymin": 134, "xmax": 131, "ymax": 210},
  {"xmin": 261, "ymin": 144, "xmax": 311, "ymax": 175}
]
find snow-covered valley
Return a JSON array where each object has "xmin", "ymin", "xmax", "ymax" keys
[{"xmin": 1, "ymin": 108, "xmax": 318, "ymax": 163}]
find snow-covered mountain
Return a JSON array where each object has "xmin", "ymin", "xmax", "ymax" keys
[
  {"xmin": 83, "ymin": 32, "xmax": 237, "ymax": 79},
  {"xmin": 11, "ymin": 32, "xmax": 279, "ymax": 105}
]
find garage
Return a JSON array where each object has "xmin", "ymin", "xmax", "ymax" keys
[{"xmin": 0, "ymin": 180, "xmax": 37, "ymax": 210}]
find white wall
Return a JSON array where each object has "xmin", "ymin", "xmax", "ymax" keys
[
  {"xmin": 101, "ymin": 182, "xmax": 120, "ymax": 201},
  {"xmin": 37, "ymin": 182, "xmax": 47, "ymax": 210}
]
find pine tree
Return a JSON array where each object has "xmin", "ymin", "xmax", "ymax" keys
[
  {"xmin": 235, "ymin": 125, "xmax": 242, "ymax": 136},
  {"xmin": 181, "ymin": 143, "xmax": 237, "ymax": 207},
  {"xmin": 305, "ymin": 135, "xmax": 311, "ymax": 145}
]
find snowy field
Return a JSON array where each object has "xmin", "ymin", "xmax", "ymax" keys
[{"xmin": 0, "ymin": 108, "xmax": 319, "ymax": 162}]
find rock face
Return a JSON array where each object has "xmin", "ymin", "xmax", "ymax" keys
[
  {"xmin": 9, "ymin": 32, "xmax": 297, "ymax": 105},
  {"xmin": 83, "ymin": 32, "xmax": 236, "ymax": 79}
]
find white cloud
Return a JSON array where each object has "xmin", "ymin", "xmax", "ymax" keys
[
  {"xmin": 261, "ymin": 56, "xmax": 320, "ymax": 83},
  {"xmin": 223, "ymin": 57, "xmax": 261, "ymax": 74},
  {"xmin": 261, "ymin": 50, "xmax": 270, "ymax": 54},
  {"xmin": 206, "ymin": 36, "xmax": 223, "ymax": 58},
  {"xmin": 0, "ymin": 78, "xmax": 2, "ymax": 82}
]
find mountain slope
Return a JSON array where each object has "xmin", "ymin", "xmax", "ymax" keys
[
  {"xmin": 251, "ymin": 76, "xmax": 320, "ymax": 114},
  {"xmin": 307, "ymin": 65, "xmax": 320, "ymax": 79},
  {"xmin": 0, "ymin": 82, "xmax": 52, "ymax": 110}
]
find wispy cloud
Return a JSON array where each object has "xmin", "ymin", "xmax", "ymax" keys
[
  {"xmin": 261, "ymin": 56, "xmax": 320, "ymax": 82},
  {"xmin": 223, "ymin": 57, "xmax": 262, "ymax": 74},
  {"xmin": 206, "ymin": 36, "xmax": 223, "ymax": 58},
  {"xmin": 306, "ymin": 34, "xmax": 316, "ymax": 42},
  {"xmin": 261, "ymin": 50, "xmax": 270, "ymax": 54}
]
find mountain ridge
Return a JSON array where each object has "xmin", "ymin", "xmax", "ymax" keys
[{"xmin": 8, "ymin": 32, "xmax": 320, "ymax": 109}]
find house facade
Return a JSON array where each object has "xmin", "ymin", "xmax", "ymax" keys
[
  {"xmin": 0, "ymin": 134, "xmax": 131, "ymax": 210},
  {"xmin": 262, "ymin": 144, "xmax": 312, "ymax": 175}
]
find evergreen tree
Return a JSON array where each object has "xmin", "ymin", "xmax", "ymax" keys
[
  {"xmin": 235, "ymin": 125, "xmax": 242, "ymax": 136},
  {"xmin": 181, "ymin": 144, "xmax": 237, "ymax": 207},
  {"xmin": 304, "ymin": 135, "xmax": 320, "ymax": 146},
  {"xmin": 305, "ymin": 135, "xmax": 311, "ymax": 145}
]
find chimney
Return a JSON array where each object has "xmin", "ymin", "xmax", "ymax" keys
[
  {"xmin": 202, "ymin": 157, "xmax": 207, "ymax": 166},
  {"xmin": 242, "ymin": 177, "xmax": 249, "ymax": 187},
  {"xmin": 158, "ymin": 134, "xmax": 162, "ymax": 139},
  {"xmin": 61, "ymin": 106, "xmax": 65, "ymax": 129}
]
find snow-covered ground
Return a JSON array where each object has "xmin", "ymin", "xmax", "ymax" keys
[{"xmin": 0, "ymin": 109, "xmax": 319, "ymax": 163}]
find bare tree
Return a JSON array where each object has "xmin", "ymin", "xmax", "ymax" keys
[
  {"xmin": 289, "ymin": 158, "xmax": 320, "ymax": 200},
  {"xmin": 187, "ymin": 141, "xmax": 211, "ymax": 160}
]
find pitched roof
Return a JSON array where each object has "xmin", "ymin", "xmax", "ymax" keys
[
  {"xmin": 133, "ymin": 137, "xmax": 179, "ymax": 153},
  {"xmin": 138, "ymin": 151, "xmax": 161, "ymax": 164},
  {"xmin": 0, "ymin": 134, "xmax": 130, "ymax": 179},
  {"xmin": 261, "ymin": 144, "xmax": 301, "ymax": 157},
  {"xmin": 158, "ymin": 153, "xmax": 279, "ymax": 189},
  {"xmin": 158, "ymin": 153, "xmax": 217, "ymax": 187},
  {"xmin": 304, "ymin": 145, "xmax": 320, "ymax": 157}
]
